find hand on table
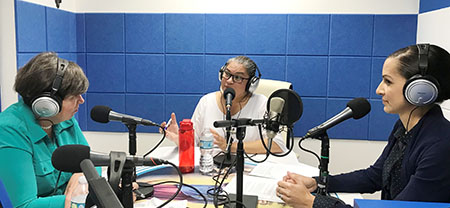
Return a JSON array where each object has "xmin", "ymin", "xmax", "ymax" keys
[
  {"xmin": 276, "ymin": 171, "xmax": 316, "ymax": 208},
  {"xmin": 64, "ymin": 173, "xmax": 84, "ymax": 208}
]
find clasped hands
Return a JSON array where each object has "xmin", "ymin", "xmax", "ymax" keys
[{"xmin": 276, "ymin": 171, "xmax": 317, "ymax": 208}]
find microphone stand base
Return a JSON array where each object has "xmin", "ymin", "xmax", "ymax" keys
[
  {"xmin": 228, "ymin": 193, "xmax": 258, "ymax": 208},
  {"xmin": 213, "ymin": 154, "xmax": 236, "ymax": 167}
]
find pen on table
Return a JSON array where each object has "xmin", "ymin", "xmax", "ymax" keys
[
  {"xmin": 134, "ymin": 189, "xmax": 145, "ymax": 199},
  {"xmin": 164, "ymin": 118, "xmax": 172, "ymax": 130}
]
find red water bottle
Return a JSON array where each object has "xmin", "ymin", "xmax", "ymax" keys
[{"xmin": 179, "ymin": 119, "xmax": 194, "ymax": 173}]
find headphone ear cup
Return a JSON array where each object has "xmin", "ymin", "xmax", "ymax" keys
[
  {"xmin": 403, "ymin": 75, "xmax": 439, "ymax": 106},
  {"xmin": 31, "ymin": 93, "xmax": 62, "ymax": 117},
  {"xmin": 218, "ymin": 70, "xmax": 223, "ymax": 82},
  {"xmin": 246, "ymin": 76, "xmax": 260, "ymax": 93}
]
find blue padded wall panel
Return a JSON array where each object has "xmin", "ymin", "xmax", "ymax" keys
[
  {"xmin": 58, "ymin": 53, "xmax": 77, "ymax": 63},
  {"xmin": 373, "ymin": 15, "xmax": 417, "ymax": 57},
  {"xmin": 85, "ymin": 14, "xmax": 124, "ymax": 53},
  {"xmin": 86, "ymin": 54, "xmax": 125, "ymax": 92},
  {"xmin": 125, "ymin": 14, "xmax": 164, "ymax": 53},
  {"xmin": 77, "ymin": 94, "xmax": 87, "ymax": 130},
  {"xmin": 294, "ymin": 97, "xmax": 327, "ymax": 136},
  {"xmin": 166, "ymin": 55, "xmax": 204, "ymax": 93},
  {"xmin": 326, "ymin": 98, "xmax": 369, "ymax": 139},
  {"xmin": 165, "ymin": 14, "xmax": 204, "ymax": 54},
  {"xmin": 16, "ymin": 1, "xmax": 46, "ymax": 52},
  {"xmin": 368, "ymin": 100, "xmax": 397, "ymax": 141},
  {"xmin": 328, "ymin": 57, "xmax": 371, "ymax": 98},
  {"xmin": 47, "ymin": 8, "xmax": 77, "ymax": 52},
  {"xmin": 126, "ymin": 54, "xmax": 165, "ymax": 93},
  {"xmin": 246, "ymin": 14, "xmax": 287, "ymax": 55},
  {"xmin": 205, "ymin": 14, "xmax": 246, "ymax": 54},
  {"xmin": 204, "ymin": 55, "xmax": 235, "ymax": 93},
  {"xmin": 330, "ymin": 15, "xmax": 373, "ymax": 56},
  {"xmin": 76, "ymin": 14, "xmax": 86, "ymax": 52},
  {"xmin": 165, "ymin": 95, "xmax": 202, "ymax": 125},
  {"xmin": 371, "ymin": 58, "xmax": 385, "ymax": 99},
  {"xmin": 249, "ymin": 56, "xmax": 286, "ymax": 81},
  {"xmin": 17, "ymin": 53, "xmax": 38, "ymax": 69},
  {"xmin": 287, "ymin": 14, "xmax": 330, "ymax": 55},
  {"xmin": 86, "ymin": 93, "xmax": 126, "ymax": 132},
  {"xmin": 287, "ymin": 56, "xmax": 328, "ymax": 97},
  {"xmin": 126, "ymin": 94, "xmax": 164, "ymax": 133},
  {"xmin": 76, "ymin": 53, "xmax": 87, "ymax": 74}
]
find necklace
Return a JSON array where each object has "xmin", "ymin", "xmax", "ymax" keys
[{"xmin": 41, "ymin": 125, "xmax": 52, "ymax": 130}]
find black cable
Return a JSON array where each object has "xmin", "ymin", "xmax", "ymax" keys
[
  {"xmin": 210, "ymin": 154, "xmax": 237, "ymax": 207},
  {"xmin": 150, "ymin": 180, "xmax": 207, "ymax": 208},
  {"xmin": 51, "ymin": 171, "xmax": 62, "ymax": 195},
  {"xmin": 298, "ymin": 136, "xmax": 321, "ymax": 166},
  {"xmin": 153, "ymin": 161, "xmax": 183, "ymax": 208},
  {"xmin": 405, "ymin": 106, "xmax": 420, "ymax": 133},
  {"xmin": 143, "ymin": 126, "xmax": 166, "ymax": 158}
]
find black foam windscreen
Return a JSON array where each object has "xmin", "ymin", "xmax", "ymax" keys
[
  {"xmin": 267, "ymin": 89, "xmax": 303, "ymax": 126},
  {"xmin": 346, "ymin": 97, "xmax": 371, "ymax": 119},
  {"xmin": 223, "ymin": 88, "xmax": 236, "ymax": 99},
  {"xmin": 52, "ymin": 145, "xmax": 90, "ymax": 172},
  {"xmin": 90, "ymin": 105, "xmax": 111, "ymax": 123}
]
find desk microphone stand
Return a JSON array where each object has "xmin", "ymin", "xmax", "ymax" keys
[
  {"xmin": 215, "ymin": 118, "xmax": 258, "ymax": 208},
  {"xmin": 316, "ymin": 132, "xmax": 330, "ymax": 195},
  {"xmin": 214, "ymin": 107, "xmax": 236, "ymax": 167}
]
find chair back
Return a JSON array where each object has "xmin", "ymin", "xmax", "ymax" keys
[
  {"xmin": 254, "ymin": 79, "xmax": 293, "ymax": 148},
  {"xmin": 0, "ymin": 179, "xmax": 13, "ymax": 208}
]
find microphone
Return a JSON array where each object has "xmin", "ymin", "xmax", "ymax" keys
[
  {"xmin": 90, "ymin": 105, "xmax": 158, "ymax": 126},
  {"xmin": 51, "ymin": 145, "xmax": 168, "ymax": 173},
  {"xmin": 266, "ymin": 97, "xmax": 285, "ymax": 143},
  {"xmin": 224, "ymin": 88, "xmax": 236, "ymax": 111},
  {"xmin": 80, "ymin": 159, "xmax": 124, "ymax": 208},
  {"xmin": 305, "ymin": 97, "xmax": 371, "ymax": 138}
]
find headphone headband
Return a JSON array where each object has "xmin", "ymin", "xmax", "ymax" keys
[
  {"xmin": 51, "ymin": 58, "xmax": 68, "ymax": 96},
  {"xmin": 417, "ymin": 43, "xmax": 430, "ymax": 76}
]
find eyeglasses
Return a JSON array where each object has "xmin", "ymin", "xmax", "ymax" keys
[{"xmin": 222, "ymin": 69, "xmax": 250, "ymax": 84}]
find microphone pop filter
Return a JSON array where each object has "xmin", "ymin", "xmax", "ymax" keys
[
  {"xmin": 51, "ymin": 145, "xmax": 91, "ymax": 172},
  {"xmin": 90, "ymin": 105, "xmax": 111, "ymax": 123},
  {"xmin": 346, "ymin": 97, "xmax": 371, "ymax": 119},
  {"xmin": 267, "ymin": 89, "xmax": 303, "ymax": 126}
]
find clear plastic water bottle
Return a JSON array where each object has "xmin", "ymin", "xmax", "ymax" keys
[
  {"xmin": 199, "ymin": 130, "xmax": 214, "ymax": 175},
  {"xmin": 70, "ymin": 175, "xmax": 89, "ymax": 208}
]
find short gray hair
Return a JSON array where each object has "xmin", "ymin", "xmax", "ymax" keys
[{"xmin": 226, "ymin": 56, "xmax": 258, "ymax": 78}]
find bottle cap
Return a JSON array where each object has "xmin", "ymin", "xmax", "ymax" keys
[
  {"xmin": 179, "ymin": 119, "xmax": 193, "ymax": 130},
  {"xmin": 78, "ymin": 175, "xmax": 88, "ymax": 184}
]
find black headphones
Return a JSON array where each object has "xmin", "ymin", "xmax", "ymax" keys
[
  {"xmin": 31, "ymin": 57, "xmax": 68, "ymax": 117},
  {"xmin": 218, "ymin": 62, "xmax": 261, "ymax": 93},
  {"xmin": 403, "ymin": 44, "xmax": 440, "ymax": 106}
]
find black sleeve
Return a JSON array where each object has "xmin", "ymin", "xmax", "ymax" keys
[{"xmin": 313, "ymin": 194, "xmax": 352, "ymax": 208}]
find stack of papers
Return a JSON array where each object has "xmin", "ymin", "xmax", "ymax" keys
[{"xmin": 224, "ymin": 161, "xmax": 319, "ymax": 203}]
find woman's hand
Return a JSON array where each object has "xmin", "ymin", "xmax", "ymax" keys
[
  {"xmin": 276, "ymin": 172, "xmax": 316, "ymax": 208},
  {"xmin": 160, "ymin": 113, "xmax": 179, "ymax": 145},
  {"xmin": 64, "ymin": 173, "xmax": 84, "ymax": 208},
  {"xmin": 211, "ymin": 128, "xmax": 227, "ymax": 151}
]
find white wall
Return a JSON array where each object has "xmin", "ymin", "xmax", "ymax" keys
[
  {"xmin": 417, "ymin": 7, "xmax": 450, "ymax": 120},
  {"xmin": 23, "ymin": 0, "xmax": 418, "ymax": 14},
  {"xmin": 0, "ymin": 0, "xmax": 18, "ymax": 111}
]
